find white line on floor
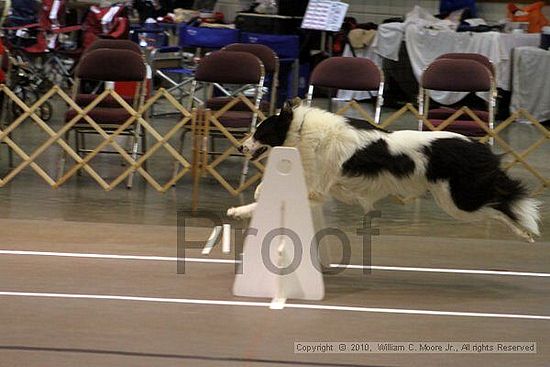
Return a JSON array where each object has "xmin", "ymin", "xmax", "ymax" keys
[
  {"xmin": 1, "ymin": 249, "xmax": 549, "ymax": 278},
  {"xmin": 0, "ymin": 250, "xmax": 236, "ymax": 264},
  {"xmin": 330, "ymin": 264, "xmax": 550, "ymax": 278},
  {"xmin": 269, "ymin": 297, "xmax": 287, "ymax": 310},
  {"xmin": 0, "ymin": 291, "xmax": 548, "ymax": 320}
]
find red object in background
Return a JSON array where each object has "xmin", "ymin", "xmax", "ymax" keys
[
  {"xmin": 114, "ymin": 79, "xmax": 151, "ymax": 102},
  {"xmin": 82, "ymin": 5, "xmax": 129, "ymax": 49},
  {"xmin": 200, "ymin": 12, "xmax": 225, "ymax": 24},
  {"xmin": 332, "ymin": 17, "xmax": 358, "ymax": 56},
  {"xmin": 10, "ymin": 0, "xmax": 67, "ymax": 54},
  {"xmin": 507, "ymin": 1, "xmax": 549, "ymax": 33},
  {"xmin": 40, "ymin": 0, "xmax": 66, "ymax": 29}
]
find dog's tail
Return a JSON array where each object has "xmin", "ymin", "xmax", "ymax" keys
[
  {"xmin": 512, "ymin": 197, "xmax": 541, "ymax": 237},
  {"xmin": 492, "ymin": 171, "xmax": 541, "ymax": 237}
]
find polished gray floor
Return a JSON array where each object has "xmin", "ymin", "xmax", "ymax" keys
[{"xmin": 0, "ymin": 97, "xmax": 548, "ymax": 367}]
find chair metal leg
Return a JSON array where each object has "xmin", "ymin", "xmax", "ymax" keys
[
  {"xmin": 239, "ymin": 157, "xmax": 250, "ymax": 189},
  {"xmin": 306, "ymin": 85, "xmax": 314, "ymax": 107},
  {"xmin": 418, "ymin": 88, "xmax": 426, "ymax": 131},
  {"xmin": 191, "ymin": 150, "xmax": 201, "ymax": 211},
  {"xmin": 191, "ymin": 110, "xmax": 204, "ymax": 210},
  {"xmin": 126, "ymin": 124, "xmax": 141, "ymax": 189},
  {"xmin": 374, "ymin": 81, "xmax": 385, "ymax": 124},
  {"xmin": 142, "ymin": 131, "xmax": 147, "ymax": 171},
  {"xmin": 488, "ymin": 87, "xmax": 496, "ymax": 145},
  {"xmin": 238, "ymin": 81, "xmax": 264, "ymax": 189},
  {"xmin": 57, "ymin": 130, "xmax": 70, "ymax": 180},
  {"xmin": 0, "ymin": 92, "xmax": 14, "ymax": 169},
  {"xmin": 75, "ymin": 130, "xmax": 82, "ymax": 176}
]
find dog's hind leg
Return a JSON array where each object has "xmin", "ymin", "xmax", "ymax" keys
[
  {"xmin": 490, "ymin": 210, "xmax": 536, "ymax": 243},
  {"xmin": 428, "ymin": 183, "xmax": 481, "ymax": 221},
  {"xmin": 429, "ymin": 182, "xmax": 536, "ymax": 243}
]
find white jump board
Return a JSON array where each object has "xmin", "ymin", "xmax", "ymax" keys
[
  {"xmin": 233, "ymin": 147, "xmax": 324, "ymax": 301},
  {"xmin": 301, "ymin": 0, "xmax": 349, "ymax": 32}
]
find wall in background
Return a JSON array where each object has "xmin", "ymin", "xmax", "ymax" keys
[{"xmin": 216, "ymin": 0, "xmax": 550, "ymax": 24}]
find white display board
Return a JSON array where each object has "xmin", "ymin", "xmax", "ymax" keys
[
  {"xmin": 301, "ymin": 0, "xmax": 349, "ymax": 32},
  {"xmin": 233, "ymin": 147, "xmax": 325, "ymax": 303}
]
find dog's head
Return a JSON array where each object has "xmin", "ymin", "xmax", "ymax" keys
[{"xmin": 239, "ymin": 98, "xmax": 301, "ymax": 160}]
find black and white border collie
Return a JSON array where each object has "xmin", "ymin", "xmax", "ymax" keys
[{"xmin": 228, "ymin": 99, "xmax": 541, "ymax": 242}]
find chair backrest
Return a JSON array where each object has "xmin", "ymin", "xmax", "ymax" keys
[
  {"xmin": 240, "ymin": 32, "xmax": 299, "ymax": 60},
  {"xmin": 310, "ymin": 56, "xmax": 382, "ymax": 91},
  {"xmin": 85, "ymin": 38, "xmax": 142, "ymax": 55},
  {"xmin": 179, "ymin": 25, "xmax": 240, "ymax": 49},
  {"xmin": 194, "ymin": 50, "xmax": 264, "ymax": 85},
  {"xmin": 418, "ymin": 58, "xmax": 496, "ymax": 137},
  {"xmin": 75, "ymin": 48, "xmax": 146, "ymax": 82},
  {"xmin": 436, "ymin": 53, "xmax": 495, "ymax": 77},
  {"xmin": 421, "ymin": 58, "xmax": 492, "ymax": 92},
  {"xmin": 222, "ymin": 43, "xmax": 278, "ymax": 74},
  {"xmin": 221, "ymin": 43, "xmax": 279, "ymax": 115},
  {"xmin": 307, "ymin": 56, "xmax": 384, "ymax": 123}
]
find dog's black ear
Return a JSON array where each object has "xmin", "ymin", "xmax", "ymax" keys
[
  {"xmin": 290, "ymin": 97, "xmax": 302, "ymax": 108},
  {"xmin": 279, "ymin": 100, "xmax": 294, "ymax": 122},
  {"xmin": 281, "ymin": 100, "xmax": 292, "ymax": 114},
  {"xmin": 281, "ymin": 97, "xmax": 302, "ymax": 113}
]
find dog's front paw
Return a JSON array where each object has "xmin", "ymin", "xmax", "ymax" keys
[
  {"xmin": 226, "ymin": 207, "xmax": 242, "ymax": 218},
  {"xmin": 308, "ymin": 191, "xmax": 325, "ymax": 202},
  {"xmin": 227, "ymin": 203, "xmax": 256, "ymax": 219},
  {"xmin": 227, "ymin": 207, "xmax": 236, "ymax": 217}
]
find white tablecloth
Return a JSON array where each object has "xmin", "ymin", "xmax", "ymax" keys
[
  {"xmin": 405, "ymin": 25, "xmax": 540, "ymax": 105},
  {"xmin": 335, "ymin": 22, "xmax": 540, "ymax": 105},
  {"xmin": 372, "ymin": 22, "xmax": 406, "ymax": 61},
  {"xmin": 511, "ymin": 46, "xmax": 550, "ymax": 122}
]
